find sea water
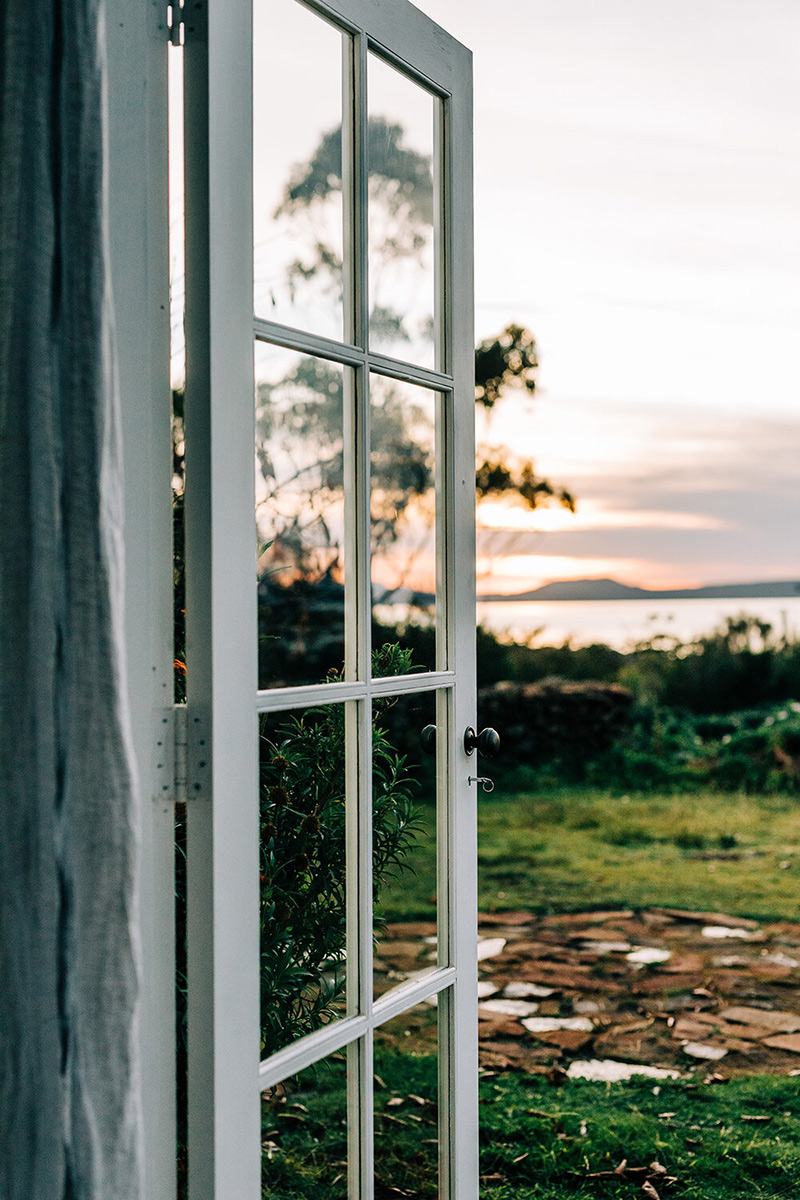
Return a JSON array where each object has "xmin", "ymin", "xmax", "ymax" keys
[{"xmin": 475, "ymin": 596, "xmax": 800, "ymax": 652}]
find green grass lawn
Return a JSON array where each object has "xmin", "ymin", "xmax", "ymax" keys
[
  {"xmin": 263, "ymin": 1051, "xmax": 800, "ymax": 1199},
  {"xmin": 478, "ymin": 784, "xmax": 800, "ymax": 921},
  {"xmin": 378, "ymin": 785, "xmax": 800, "ymax": 923},
  {"xmin": 264, "ymin": 782, "xmax": 800, "ymax": 1196}
]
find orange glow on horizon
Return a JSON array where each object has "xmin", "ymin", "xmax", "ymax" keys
[{"xmin": 476, "ymin": 553, "xmax": 702, "ymax": 596}]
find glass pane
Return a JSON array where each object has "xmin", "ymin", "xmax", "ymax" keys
[
  {"xmin": 373, "ymin": 690, "xmax": 440, "ymax": 999},
  {"xmin": 374, "ymin": 1005, "xmax": 440, "ymax": 1198},
  {"xmin": 253, "ymin": 1, "xmax": 346, "ymax": 339},
  {"xmin": 370, "ymin": 374, "xmax": 439, "ymax": 676},
  {"xmin": 262, "ymin": 1054, "xmax": 348, "ymax": 1198},
  {"xmin": 260, "ymin": 703, "xmax": 351, "ymax": 1057},
  {"xmin": 256, "ymin": 344, "xmax": 348, "ymax": 689},
  {"xmin": 368, "ymin": 54, "xmax": 439, "ymax": 367}
]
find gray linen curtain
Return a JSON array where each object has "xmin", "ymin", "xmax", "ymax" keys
[{"xmin": 0, "ymin": 1, "xmax": 142, "ymax": 1197}]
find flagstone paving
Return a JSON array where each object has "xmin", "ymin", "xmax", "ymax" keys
[{"xmin": 374, "ymin": 908, "xmax": 800, "ymax": 1077}]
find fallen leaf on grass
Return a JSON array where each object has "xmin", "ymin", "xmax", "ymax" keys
[
  {"xmin": 642, "ymin": 1183, "xmax": 660, "ymax": 1199},
  {"xmin": 740, "ymin": 1114, "xmax": 772, "ymax": 1122}
]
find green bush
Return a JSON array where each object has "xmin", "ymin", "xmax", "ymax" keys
[{"xmin": 478, "ymin": 678, "xmax": 635, "ymax": 779}]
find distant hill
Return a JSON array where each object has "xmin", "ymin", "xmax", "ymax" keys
[{"xmin": 477, "ymin": 577, "xmax": 800, "ymax": 603}]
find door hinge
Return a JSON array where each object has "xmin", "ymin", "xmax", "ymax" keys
[
  {"xmin": 167, "ymin": 0, "xmax": 184, "ymax": 45},
  {"xmin": 174, "ymin": 703, "xmax": 188, "ymax": 804}
]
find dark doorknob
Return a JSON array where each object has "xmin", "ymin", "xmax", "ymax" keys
[
  {"xmin": 420, "ymin": 724, "xmax": 437, "ymax": 756},
  {"xmin": 464, "ymin": 726, "xmax": 501, "ymax": 758}
]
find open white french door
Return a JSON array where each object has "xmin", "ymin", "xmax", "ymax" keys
[{"xmin": 182, "ymin": 1, "xmax": 476, "ymax": 1195}]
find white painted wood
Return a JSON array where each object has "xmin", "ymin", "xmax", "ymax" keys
[
  {"xmin": 183, "ymin": 0, "xmax": 473, "ymax": 1195},
  {"xmin": 303, "ymin": 0, "xmax": 464, "ymax": 94},
  {"xmin": 106, "ymin": 7, "xmax": 176, "ymax": 1199},
  {"xmin": 440, "ymin": 38, "xmax": 478, "ymax": 1199},
  {"xmin": 183, "ymin": 0, "xmax": 260, "ymax": 1195}
]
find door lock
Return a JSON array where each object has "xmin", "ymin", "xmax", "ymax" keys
[{"xmin": 463, "ymin": 726, "xmax": 501, "ymax": 758}]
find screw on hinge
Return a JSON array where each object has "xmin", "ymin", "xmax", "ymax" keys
[
  {"xmin": 174, "ymin": 703, "xmax": 188, "ymax": 804},
  {"xmin": 167, "ymin": 0, "xmax": 184, "ymax": 45}
]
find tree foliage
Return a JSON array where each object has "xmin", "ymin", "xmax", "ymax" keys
[{"xmin": 474, "ymin": 322, "xmax": 539, "ymax": 408}]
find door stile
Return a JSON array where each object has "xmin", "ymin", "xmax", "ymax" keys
[
  {"xmin": 442, "ymin": 46, "xmax": 478, "ymax": 1198},
  {"xmin": 183, "ymin": 0, "xmax": 260, "ymax": 1195}
]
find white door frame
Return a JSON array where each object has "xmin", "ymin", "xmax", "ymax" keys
[
  {"xmin": 110, "ymin": 1, "xmax": 475, "ymax": 1197},
  {"xmin": 106, "ymin": 4, "xmax": 176, "ymax": 1199}
]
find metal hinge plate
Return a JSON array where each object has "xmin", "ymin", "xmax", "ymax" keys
[
  {"xmin": 167, "ymin": 0, "xmax": 184, "ymax": 45},
  {"xmin": 174, "ymin": 703, "xmax": 188, "ymax": 804}
]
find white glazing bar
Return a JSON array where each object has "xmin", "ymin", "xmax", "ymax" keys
[
  {"xmin": 433, "ymin": 84, "xmax": 447, "ymax": 375},
  {"xmin": 184, "ymin": 0, "xmax": 260, "ymax": 1194},
  {"xmin": 346, "ymin": 699, "xmax": 361, "ymax": 1023},
  {"xmin": 371, "ymin": 966, "xmax": 456, "ymax": 1024},
  {"xmin": 350, "ymin": 1032, "xmax": 374, "ymax": 1200},
  {"xmin": 353, "ymin": 32, "xmax": 374, "ymax": 1198},
  {"xmin": 258, "ymin": 1013, "xmax": 370, "ymax": 1091},
  {"xmin": 438, "ymin": 987, "xmax": 456, "ymax": 1200},
  {"xmin": 256, "ymin": 965, "xmax": 456, "ymax": 1092},
  {"xmin": 255, "ymin": 671, "xmax": 455, "ymax": 713},
  {"xmin": 342, "ymin": 29, "xmax": 359, "ymax": 684},
  {"xmin": 107, "ymin": 6, "xmax": 175, "ymax": 1197},
  {"xmin": 365, "ymin": 352, "xmax": 453, "ymax": 391},
  {"xmin": 436, "ymin": 389, "xmax": 452, "ymax": 674},
  {"xmin": 253, "ymin": 317, "xmax": 365, "ymax": 367},
  {"xmin": 436, "ymin": 689, "xmax": 453, "ymax": 968},
  {"xmin": 251, "ymin": 319, "xmax": 456, "ymax": 393}
]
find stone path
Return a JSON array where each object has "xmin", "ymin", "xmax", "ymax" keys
[{"xmin": 375, "ymin": 908, "xmax": 800, "ymax": 1078}]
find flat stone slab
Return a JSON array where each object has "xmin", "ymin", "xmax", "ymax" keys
[
  {"xmin": 567, "ymin": 1059, "xmax": 680, "ymax": 1082},
  {"xmin": 503, "ymin": 982, "xmax": 557, "ymax": 999},
  {"xmin": 380, "ymin": 908, "xmax": 800, "ymax": 1077},
  {"xmin": 682, "ymin": 1042, "xmax": 728, "ymax": 1061},
  {"xmin": 703, "ymin": 925, "xmax": 764, "ymax": 941},
  {"xmin": 651, "ymin": 908, "xmax": 760, "ymax": 930},
  {"xmin": 534, "ymin": 1028, "xmax": 594, "ymax": 1051},
  {"xmin": 762, "ymin": 1034, "xmax": 800, "ymax": 1053},
  {"xmin": 477, "ymin": 937, "xmax": 507, "ymax": 961},
  {"xmin": 541, "ymin": 910, "xmax": 635, "ymax": 926},
  {"xmin": 718, "ymin": 1006, "xmax": 800, "ymax": 1033},
  {"xmin": 522, "ymin": 1016, "xmax": 594, "ymax": 1034},
  {"xmin": 478, "ymin": 911, "xmax": 537, "ymax": 927},
  {"xmin": 480, "ymin": 999, "xmax": 540, "ymax": 1017}
]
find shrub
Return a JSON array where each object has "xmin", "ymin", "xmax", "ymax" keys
[
  {"xmin": 478, "ymin": 677, "xmax": 635, "ymax": 779},
  {"xmin": 259, "ymin": 644, "xmax": 423, "ymax": 1054}
]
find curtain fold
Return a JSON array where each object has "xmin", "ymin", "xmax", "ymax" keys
[{"xmin": 0, "ymin": 2, "xmax": 142, "ymax": 1197}]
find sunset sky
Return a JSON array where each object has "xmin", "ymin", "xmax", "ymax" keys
[
  {"xmin": 171, "ymin": 1, "xmax": 800, "ymax": 597},
  {"xmin": 416, "ymin": 0, "xmax": 800, "ymax": 593}
]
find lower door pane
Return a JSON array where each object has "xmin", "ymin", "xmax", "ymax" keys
[
  {"xmin": 261, "ymin": 1054, "xmax": 348, "ymax": 1198},
  {"xmin": 372, "ymin": 689, "xmax": 440, "ymax": 999},
  {"xmin": 260, "ymin": 702, "xmax": 351, "ymax": 1055},
  {"xmin": 374, "ymin": 1005, "xmax": 441, "ymax": 1198}
]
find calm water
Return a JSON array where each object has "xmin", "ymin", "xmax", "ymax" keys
[{"xmin": 475, "ymin": 596, "xmax": 800, "ymax": 651}]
